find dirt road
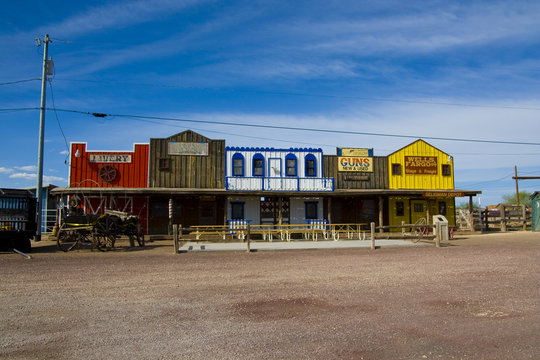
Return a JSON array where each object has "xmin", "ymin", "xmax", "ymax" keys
[{"xmin": 1, "ymin": 232, "xmax": 539, "ymax": 359}]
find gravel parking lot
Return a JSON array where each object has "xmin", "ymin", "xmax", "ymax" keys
[{"xmin": 1, "ymin": 232, "xmax": 539, "ymax": 359}]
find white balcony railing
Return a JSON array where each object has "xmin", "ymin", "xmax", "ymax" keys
[{"xmin": 226, "ymin": 176, "xmax": 334, "ymax": 192}]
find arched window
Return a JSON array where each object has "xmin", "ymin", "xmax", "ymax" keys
[
  {"xmin": 232, "ymin": 153, "xmax": 244, "ymax": 176},
  {"xmin": 285, "ymin": 153, "xmax": 297, "ymax": 176},
  {"xmin": 253, "ymin": 153, "xmax": 264, "ymax": 177},
  {"xmin": 305, "ymin": 154, "xmax": 316, "ymax": 177}
]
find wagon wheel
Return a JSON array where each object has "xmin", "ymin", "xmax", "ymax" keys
[
  {"xmin": 413, "ymin": 217, "xmax": 428, "ymax": 243},
  {"xmin": 92, "ymin": 216, "xmax": 118, "ymax": 250},
  {"xmin": 57, "ymin": 226, "xmax": 79, "ymax": 252},
  {"xmin": 92, "ymin": 233, "xmax": 114, "ymax": 251},
  {"xmin": 98, "ymin": 165, "xmax": 117, "ymax": 183}
]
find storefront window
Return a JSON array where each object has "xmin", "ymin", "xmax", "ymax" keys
[
  {"xmin": 439, "ymin": 201, "xmax": 447, "ymax": 215},
  {"xmin": 396, "ymin": 201, "xmax": 404, "ymax": 216}
]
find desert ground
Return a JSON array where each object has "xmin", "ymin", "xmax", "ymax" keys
[{"xmin": 1, "ymin": 232, "xmax": 539, "ymax": 359}]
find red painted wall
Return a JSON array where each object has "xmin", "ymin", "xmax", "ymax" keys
[{"xmin": 69, "ymin": 143, "xmax": 149, "ymax": 188}]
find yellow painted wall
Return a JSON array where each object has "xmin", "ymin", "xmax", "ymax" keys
[
  {"xmin": 388, "ymin": 196, "xmax": 456, "ymax": 229},
  {"xmin": 388, "ymin": 140, "xmax": 454, "ymax": 190}
]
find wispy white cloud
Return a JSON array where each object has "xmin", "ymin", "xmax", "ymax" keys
[
  {"xmin": 270, "ymin": 2, "xmax": 540, "ymax": 56},
  {"xmin": 36, "ymin": 0, "xmax": 213, "ymax": 39},
  {"xmin": 0, "ymin": 167, "xmax": 14, "ymax": 174},
  {"xmin": 60, "ymin": 150, "xmax": 69, "ymax": 155},
  {"xmin": 15, "ymin": 165, "xmax": 37, "ymax": 172},
  {"xmin": 9, "ymin": 172, "xmax": 67, "ymax": 183}
]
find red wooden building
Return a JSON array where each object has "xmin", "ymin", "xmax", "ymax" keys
[{"xmin": 65, "ymin": 142, "xmax": 150, "ymax": 232}]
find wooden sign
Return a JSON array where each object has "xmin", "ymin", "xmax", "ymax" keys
[
  {"xmin": 89, "ymin": 154, "xmax": 132, "ymax": 163},
  {"xmin": 338, "ymin": 157, "xmax": 373, "ymax": 172},
  {"xmin": 405, "ymin": 156, "xmax": 437, "ymax": 175},
  {"xmin": 423, "ymin": 191, "xmax": 465, "ymax": 198},
  {"xmin": 168, "ymin": 142, "xmax": 208, "ymax": 156},
  {"xmin": 339, "ymin": 148, "xmax": 372, "ymax": 156}
]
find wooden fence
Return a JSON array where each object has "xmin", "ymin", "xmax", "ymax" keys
[
  {"xmin": 172, "ymin": 221, "xmax": 446, "ymax": 253},
  {"xmin": 456, "ymin": 205, "xmax": 531, "ymax": 232}
]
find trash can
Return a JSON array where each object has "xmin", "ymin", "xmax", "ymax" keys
[{"xmin": 432, "ymin": 215, "xmax": 449, "ymax": 242}]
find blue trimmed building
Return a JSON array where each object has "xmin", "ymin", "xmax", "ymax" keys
[{"xmin": 225, "ymin": 147, "xmax": 334, "ymax": 225}]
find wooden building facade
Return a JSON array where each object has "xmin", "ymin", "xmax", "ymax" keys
[
  {"xmin": 387, "ymin": 140, "xmax": 459, "ymax": 228},
  {"xmin": 224, "ymin": 147, "xmax": 333, "ymax": 225},
  {"xmin": 64, "ymin": 142, "xmax": 150, "ymax": 233},
  {"xmin": 52, "ymin": 131, "xmax": 480, "ymax": 234},
  {"xmin": 147, "ymin": 131, "xmax": 226, "ymax": 234},
  {"xmin": 323, "ymin": 154, "xmax": 388, "ymax": 225}
]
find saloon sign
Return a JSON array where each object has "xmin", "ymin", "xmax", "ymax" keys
[
  {"xmin": 338, "ymin": 156, "xmax": 373, "ymax": 172},
  {"xmin": 168, "ymin": 142, "xmax": 208, "ymax": 156},
  {"xmin": 405, "ymin": 156, "xmax": 438, "ymax": 175}
]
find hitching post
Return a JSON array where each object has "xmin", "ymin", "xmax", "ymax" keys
[
  {"xmin": 246, "ymin": 224, "xmax": 251, "ymax": 253},
  {"xmin": 173, "ymin": 224, "xmax": 178, "ymax": 253},
  {"xmin": 370, "ymin": 222, "xmax": 375, "ymax": 250}
]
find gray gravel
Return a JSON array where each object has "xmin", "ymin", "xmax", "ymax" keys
[{"xmin": 1, "ymin": 232, "xmax": 539, "ymax": 359}]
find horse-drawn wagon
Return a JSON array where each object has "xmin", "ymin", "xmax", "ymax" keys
[{"xmin": 56, "ymin": 209, "xmax": 144, "ymax": 252}]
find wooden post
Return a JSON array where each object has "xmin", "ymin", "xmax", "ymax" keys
[
  {"xmin": 278, "ymin": 197, "xmax": 283, "ymax": 227},
  {"xmin": 173, "ymin": 224, "xmax": 178, "ymax": 253},
  {"xmin": 501, "ymin": 205, "xmax": 507, "ymax": 232},
  {"xmin": 515, "ymin": 165, "xmax": 520, "ymax": 206},
  {"xmin": 401, "ymin": 220, "xmax": 405, "ymax": 235},
  {"xmin": 378, "ymin": 196, "xmax": 384, "ymax": 233},
  {"xmin": 246, "ymin": 224, "xmax": 251, "ymax": 252},
  {"xmin": 327, "ymin": 197, "xmax": 332, "ymax": 224},
  {"xmin": 469, "ymin": 196, "xmax": 474, "ymax": 231},
  {"xmin": 370, "ymin": 222, "xmax": 375, "ymax": 250},
  {"xmin": 434, "ymin": 222, "xmax": 441, "ymax": 248},
  {"xmin": 522, "ymin": 204, "xmax": 527, "ymax": 231}
]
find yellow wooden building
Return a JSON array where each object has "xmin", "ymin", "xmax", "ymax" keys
[{"xmin": 387, "ymin": 139, "xmax": 460, "ymax": 228}]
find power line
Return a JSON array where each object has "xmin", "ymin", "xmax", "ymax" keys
[
  {"xmin": 2, "ymin": 106, "xmax": 540, "ymax": 146},
  {"xmin": 0, "ymin": 78, "xmax": 41, "ymax": 85},
  {"xmin": 57, "ymin": 108, "xmax": 540, "ymax": 146},
  {"xmin": 47, "ymin": 80, "xmax": 70, "ymax": 163},
  {"xmin": 0, "ymin": 107, "xmax": 40, "ymax": 112}
]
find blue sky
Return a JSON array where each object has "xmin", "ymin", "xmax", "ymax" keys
[{"xmin": 1, "ymin": 0, "xmax": 540, "ymax": 206}]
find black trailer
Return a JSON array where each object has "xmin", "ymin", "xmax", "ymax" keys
[{"xmin": 0, "ymin": 189, "xmax": 37, "ymax": 252}]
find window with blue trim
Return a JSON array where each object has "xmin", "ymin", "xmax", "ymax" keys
[
  {"xmin": 253, "ymin": 153, "xmax": 264, "ymax": 177},
  {"xmin": 285, "ymin": 153, "xmax": 297, "ymax": 176},
  {"xmin": 232, "ymin": 153, "xmax": 244, "ymax": 176},
  {"xmin": 231, "ymin": 202, "xmax": 245, "ymax": 219},
  {"xmin": 305, "ymin": 201, "xmax": 318, "ymax": 220},
  {"xmin": 305, "ymin": 154, "xmax": 316, "ymax": 177}
]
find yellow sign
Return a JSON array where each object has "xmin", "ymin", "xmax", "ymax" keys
[
  {"xmin": 338, "ymin": 157, "xmax": 373, "ymax": 172},
  {"xmin": 341, "ymin": 148, "xmax": 370, "ymax": 156}
]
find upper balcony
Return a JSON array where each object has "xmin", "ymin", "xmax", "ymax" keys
[{"xmin": 226, "ymin": 176, "xmax": 334, "ymax": 192}]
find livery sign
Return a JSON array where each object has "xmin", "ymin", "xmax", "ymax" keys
[{"xmin": 89, "ymin": 154, "xmax": 132, "ymax": 163}]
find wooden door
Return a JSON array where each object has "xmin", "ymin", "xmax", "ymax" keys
[{"xmin": 410, "ymin": 200, "xmax": 428, "ymax": 225}]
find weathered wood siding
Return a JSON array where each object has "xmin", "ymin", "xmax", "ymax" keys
[
  {"xmin": 149, "ymin": 130, "xmax": 225, "ymax": 189},
  {"xmin": 324, "ymin": 155, "xmax": 388, "ymax": 189}
]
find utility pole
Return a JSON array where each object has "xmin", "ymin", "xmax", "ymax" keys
[
  {"xmin": 512, "ymin": 165, "xmax": 540, "ymax": 206},
  {"xmin": 515, "ymin": 165, "xmax": 520, "ymax": 206},
  {"xmin": 35, "ymin": 34, "xmax": 52, "ymax": 241}
]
